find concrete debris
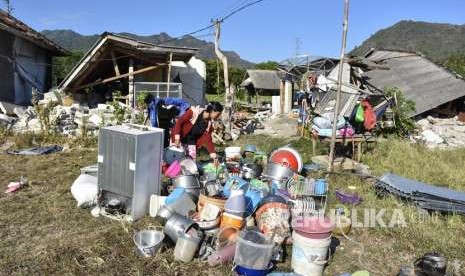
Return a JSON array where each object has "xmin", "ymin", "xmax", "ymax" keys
[
  {"xmin": 414, "ymin": 116, "xmax": 465, "ymax": 148},
  {"xmin": 1, "ymin": 101, "xmax": 123, "ymax": 137},
  {"xmin": 0, "ymin": 113, "xmax": 16, "ymax": 126},
  {"xmin": 0, "ymin": 101, "xmax": 25, "ymax": 116}
]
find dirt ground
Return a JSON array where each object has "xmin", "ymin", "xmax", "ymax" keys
[{"xmin": 0, "ymin": 133, "xmax": 464, "ymax": 275}]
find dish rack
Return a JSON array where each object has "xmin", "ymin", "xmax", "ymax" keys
[{"xmin": 287, "ymin": 176, "xmax": 327, "ymax": 216}]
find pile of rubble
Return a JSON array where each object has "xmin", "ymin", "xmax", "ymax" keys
[
  {"xmin": 0, "ymin": 92, "xmax": 122, "ymax": 137},
  {"xmin": 414, "ymin": 116, "xmax": 465, "ymax": 149}
]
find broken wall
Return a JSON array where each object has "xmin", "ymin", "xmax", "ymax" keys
[
  {"xmin": 9, "ymin": 36, "xmax": 52, "ymax": 105},
  {"xmin": 0, "ymin": 30, "xmax": 15, "ymax": 102},
  {"xmin": 171, "ymin": 57, "xmax": 206, "ymax": 106}
]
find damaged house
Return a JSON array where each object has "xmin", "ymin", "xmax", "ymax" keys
[
  {"xmin": 362, "ymin": 49, "xmax": 465, "ymax": 117},
  {"xmin": 59, "ymin": 33, "xmax": 206, "ymax": 107},
  {"xmin": 0, "ymin": 10, "xmax": 68, "ymax": 105},
  {"xmin": 241, "ymin": 69, "xmax": 281, "ymax": 96}
]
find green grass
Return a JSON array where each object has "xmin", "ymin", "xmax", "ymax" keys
[{"xmin": 0, "ymin": 133, "xmax": 464, "ymax": 275}]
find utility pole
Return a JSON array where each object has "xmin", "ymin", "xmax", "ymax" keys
[
  {"xmin": 214, "ymin": 19, "xmax": 232, "ymax": 133},
  {"xmin": 4, "ymin": 0, "xmax": 13, "ymax": 14},
  {"xmin": 216, "ymin": 59, "xmax": 220, "ymax": 95},
  {"xmin": 328, "ymin": 0, "xmax": 350, "ymax": 172},
  {"xmin": 295, "ymin": 37, "xmax": 301, "ymax": 56}
]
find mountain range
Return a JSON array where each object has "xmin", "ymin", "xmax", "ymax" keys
[
  {"xmin": 41, "ymin": 30, "xmax": 255, "ymax": 68},
  {"xmin": 42, "ymin": 20, "xmax": 465, "ymax": 69},
  {"xmin": 351, "ymin": 20, "xmax": 465, "ymax": 61}
]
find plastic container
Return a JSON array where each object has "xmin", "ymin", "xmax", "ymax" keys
[
  {"xmin": 225, "ymin": 189, "xmax": 246, "ymax": 217},
  {"xmin": 198, "ymin": 193, "xmax": 226, "ymax": 213},
  {"xmin": 235, "ymin": 263, "xmax": 274, "ymax": 276},
  {"xmin": 217, "ymin": 226, "xmax": 239, "ymax": 248},
  {"xmin": 225, "ymin": 147, "xmax": 241, "ymax": 160},
  {"xmin": 207, "ymin": 243, "xmax": 236, "ymax": 266},
  {"xmin": 234, "ymin": 229, "xmax": 274, "ymax": 270},
  {"xmin": 174, "ymin": 231, "xmax": 201, "ymax": 263},
  {"xmin": 221, "ymin": 212, "xmax": 244, "ymax": 229},
  {"xmin": 165, "ymin": 160, "xmax": 181, "ymax": 178},
  {"xmin": 293, "ymin": 216, "xmax": 335, "ymax": 239},
  {"xmin": 313, "ymin": 179, "xmax": 327, "ymax": 195},
  {"xmin": 270, "ymin": 147, "xmax": 303, "ymax": 172},
  {"xmin": 133, "ymin": 230, "xmax": 165, "ymax": 257},
  {"xmin": 291, "ymin": 231, "xmax": 331, "ymax": 276}
]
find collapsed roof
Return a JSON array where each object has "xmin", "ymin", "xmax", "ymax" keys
[
  {"xmin": 363, "ymin": 49, "xmax": 465, "ymax": 116},
  {"xmin": 0, "ymin": 10, "xmax": 68, "ymax": 56},
  {"xmin": 241, "ymin": 70, "xmax": 281, "ymax": 91},
  {"xmin": 59, "ymin": 33, "xmax": 197, "ymax": 92}
]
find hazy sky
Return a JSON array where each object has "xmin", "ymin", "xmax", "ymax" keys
[{"xmin": 7, "ymin": 0, "xmax": 465, "ymax": 62}]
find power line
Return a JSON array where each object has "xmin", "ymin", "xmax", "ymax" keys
[
  {"xmin": 213, "ymin": 0, "xmax": 252, "ymax": 20},
  {"xmin": 158, "ymin": 0, "xmax": 268, "ymax": 46},
  {"xmin": 221, "ymin": 0, "xmax": 267, "ymax": 22}
]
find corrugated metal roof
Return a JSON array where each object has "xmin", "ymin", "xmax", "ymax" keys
[
  {"xmin": 364, "ymin": 50, "xmax": 465, "ymax": 116},
  {"xmin": 313, "ymin": 62, "xmax": 359, "ymax": 118},
  {"xmin": 242, "ymin": 69, "xmax": 281, "ymax": 91},
  {"xmin": 0, "ymin": 10, "xmax": 68, "ymax": 55}
]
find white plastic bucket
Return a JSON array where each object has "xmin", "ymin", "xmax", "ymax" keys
[
  {"xmin": 225, "ymin": 147, "xmax": 241, "ymax": 160},
  {"xmin": 291, "ymin": 231, "xmax": 331, "ymax": 276}
]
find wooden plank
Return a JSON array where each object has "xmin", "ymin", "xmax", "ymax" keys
[
  {"xmin": 111, "ymin": 51, "xmax": 120, "ymax": 76},
  {"xmin": 73, "ymin": 64, "xmax": 165, "ymax": 91}
]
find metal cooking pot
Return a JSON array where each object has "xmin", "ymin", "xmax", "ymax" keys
[
  {"xmin": 264, "ymin": 162, "xmax": 294, "ymax": 181},
  {"xmin": 241, "ymin": 163, "xmax": 263, "ymax": 180},
  {"xmin": 172, "ymin": 175, "xmax": 201, "ymax": 199},
  {"xmin": 164, "ymin": 213, "xmax": 199, "ymax": 243},
  {"xmin": 172, "ymin": 175, "xmax": 200, "ymax": 188},
  {"xmin": 180, "ymin": 157, "xmax": 198, "ymax": 175}
]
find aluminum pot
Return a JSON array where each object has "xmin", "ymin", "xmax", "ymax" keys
[
  {"xmin": 164, "ymin": 213, "xmax": 199, "ymax": 243},
  {"xmin": 172, "ymin": 175, "xmax": 201, "ymax": 199},
  {"xmin": 133, "ymin": 230, "xmax": 165, "ymax": 257},
  {"xmin": 172, "ymin": 175, "xmax": 200, "ymax": 188},
  {"xmin": 264, "ymin": 162, "xmax": 294, "ymax": 181},
  {"xmin": 156, "ymin": 204, "xmax": 176, "ymax": 224}
]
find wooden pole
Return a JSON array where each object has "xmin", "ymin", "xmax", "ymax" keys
[
  {"xmin": 128, "ymin": 59, "xmax": 135, "ymax": 109},
  {"xmin": 167, "ymin": 52, "xmax": 173, "ymax": 94},
  {"xmin": 110, "ymin": 51, "xmax": 120, "ymax": 76},
  {"xmin": 216, "ymin": 59, "xmax": 220, "ymax": 96},
  {"xmin": 328, "ymin": 0, "xmax": 350, "ymax": 172},
  {"xmin": 214, "ymin": 19, "xmax": 232, "ymax": 132}
]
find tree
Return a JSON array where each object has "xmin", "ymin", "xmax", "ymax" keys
[
  {"xmin": 51, "ymin": 51, "xmax": 84, "ymax": 87},
  {"xmin": 254, "ymin": 61, "xmax": 279, "ymax": 70},
  {"xmin": 381, "ymin": 87, "xmax": 416, "ymax": 137},
  {"xmin": 204, "ymin": 59, "xmax": 246, "ymax": 95},
  {"xmin": 444, "ymin": 54, "xmax": 465, "ymax": 77}
]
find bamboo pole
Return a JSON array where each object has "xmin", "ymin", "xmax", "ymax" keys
[{"xmin": 328, "ymin": 0, "xmax": 350, "ymax": 172}]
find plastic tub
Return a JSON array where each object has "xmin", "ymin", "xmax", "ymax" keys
[
  {"xmin": 198, "ymin": 193, "xmax": 226, "ymax": 213},
  {"xmin": 234, "ymin": 229, "xmax": 274, "ymax": 270},
  {"xmin": 235, "ymin": 263, "xmax": 274, "ymax": 276},
  {"xmin": 174, "ymin": 231, "xmax": 201, "ymax": 263},
  {"xmin": 293, "ymin": 216, "xmax": 335, "ymax": 239},
  {"xmin": 225, "ymin": 147, "xmax": 241, "ymax": 160},
  {"xmin": 221, "ymin": 212, "xmax": 244, "ymax": 229}
]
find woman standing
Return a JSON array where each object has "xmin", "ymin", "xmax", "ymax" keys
[{"xmin": 172, "ymin": 102, "xmax": 224, "ymax": 160}]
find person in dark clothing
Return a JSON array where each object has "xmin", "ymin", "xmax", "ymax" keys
[{"xmin": 171, "ymin": 102, "xmax": 223, "ymax": 160}]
